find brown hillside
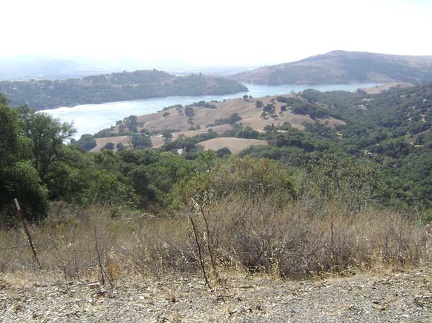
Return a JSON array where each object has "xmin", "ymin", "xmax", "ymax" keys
[
  {"xmin": 231, "ymin": 50, "xmax": 432, "ymax": 85},
  {"xmin": 196, "ymin": 137, "xmax": 268, "ymax": 153},
  {"xmin": 102, "ymin": 94, "xmax": 346, "ymax": 153},
  {"xmin": 360, "ymin": 81, "xmax": 415, "ymax": 94},
  {"xmin": 135, "ymin": 95, "xmax": 344, "ymax": 135}
]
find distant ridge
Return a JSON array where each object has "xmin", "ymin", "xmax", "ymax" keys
[
  {"xmin": 0, "ymin": 70, "xmax": 248, "ymax": 110},
  {"xmin": 231, "ymin": 50, "xmax": 432, "ymax": 85},
  {"xmin": 0, "ymin": 56, "xmax": 102, "ymax": 81}
]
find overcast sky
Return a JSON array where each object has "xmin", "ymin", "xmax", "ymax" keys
[{"xmin": 2, "ymin": 0, "xmax": 432, "ymax": 67}]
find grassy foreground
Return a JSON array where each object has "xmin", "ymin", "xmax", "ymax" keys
[{"xmin": 1, "ymin": 197, "xmax": 430, "ymax": 286}]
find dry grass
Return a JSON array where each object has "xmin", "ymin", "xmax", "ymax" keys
[
  {"xmin": 93, "ymin": 94, "xmax": 348, "ymax": 153},
  {"xmin": 193, "ymin": 196, "xmax": 431, "ymax": 278},
  {"xmin": 360, "ymin": 82, "xmax": 414, "ymax": 94},
  {"xmin": 196, "ymin": 137, "xmax": 268, "ymax": 154},
  {"xmin": 131, "ymin": 95, "xmax": 344, "ymax": 147},
  {"xmin": 0, "ymin": 198, "xmax": 430, "ymax": 285}
]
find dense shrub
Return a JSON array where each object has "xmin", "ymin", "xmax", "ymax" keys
[{"xmin": 171, "ymin": 156, "xmax": 294, "ymax": 210}]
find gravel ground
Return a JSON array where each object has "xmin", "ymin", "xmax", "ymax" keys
[{"xmin": 1, "ymin": 268, "xmax": 432, "ymax": 322}]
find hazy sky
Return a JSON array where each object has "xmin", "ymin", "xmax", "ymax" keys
[{"xmin": 2, "ymin": 0, "xmax": 432, "ymax": 66}]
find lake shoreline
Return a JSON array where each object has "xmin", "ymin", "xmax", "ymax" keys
[{"xmin": 40, "ymin": 83, "xmax": 379, "ymax": 139}]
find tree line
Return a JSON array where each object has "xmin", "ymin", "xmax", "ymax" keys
[{"xmin": 0, "ymin": 71, "xmax": 248, "ymax": 110}]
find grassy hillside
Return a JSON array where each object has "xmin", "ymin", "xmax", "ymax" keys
[
  {"xmin": 92, "ymin": 92, "xmax": 346, "ymax": 150},
  {"xmin": 231, "ymin": 50, "xmax": 432, "ymax": 85}
]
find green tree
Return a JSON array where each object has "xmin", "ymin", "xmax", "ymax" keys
[
  {"xmin": 104, "ymin": 142, "xmax": 115, "ymax": 150},
  {"xmin": 131, "ymin": 134, "xmax": 152, "ymax": 149},
  {"xmin": 0, "ymin": 99, "xmax": 19, "ymax": 170},
  {"xmin": 216, "ymin": 147, "xmax": 231, "ymax": 158},
  {"xmin": 172, "ymin": 156, "xmax": 294, "ymax": 209},
  {"xmin": 297, "ymin": 156, "xmax": 382, "ymax": 215},
  {"xmin": 86, "ymin": 169, "xmax": 138, "ymax": 207},
  {"xmin": 17, "ymin": 108, "xmax": 76, "ymax": 182},
  {"xmin": 162, "ymin": 130, "xmax": 173, "ymax": 142},
  {"xmin": 116, "ymin": 142, "xmax": 126, "ymax": 152},
  {"xmin": 236, "ymin": 126, "xmax": 259, "ymax": 139},
  {"xmin": 127, "ymin": 166, "xmax": 156, "ymax": 207},
  {"xmin": 255, "ymin": 100, "xmax": 264, "ymax": 109},
  {"xmin": 228, "ymin": 113, "xmax": 242, "ymax": 124},
  {"xmin": 15, "ymin": 105, "xmax": 88, "ymax": 206},
  {"xmin": 45, "ymin": 147, "xmax": 93, "ymax": 203},
  {"xmin": 124, "ymin": 115, "xmax": 139, "ymax": 132},
  {"xmin": 9, "ymin": 161, "xmax": 49, "ymax": 220},
  {"xmin": 74, "ymin": 134, "xmax": 97, "ymax": 151},
  {"xmin": 0, "ymin": 98, "xmax": 49, "ymax": 220},
  {"xmin": 184, "ymin": 106, "xmax": 195, "ymax": 117},
  {"xmin": 144, "ymin": 153, "xmax": 196, "ymax": 206}
]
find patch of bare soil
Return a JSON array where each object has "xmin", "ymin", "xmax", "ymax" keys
[
  {"xmin": 150, "ymin": 125, "xmax": 233, "ymax": 149},
  {"xmin": 196, "ymin": 137, "xmax": 268, "ymax": 154},
  {"xmin": 1, "ymin": 269, "xmax": 432, "ymax": 322}
]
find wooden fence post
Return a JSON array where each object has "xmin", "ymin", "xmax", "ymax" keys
[{"xmin": 14, "ymin": 198, "xmax": 42, "ymax": 269}]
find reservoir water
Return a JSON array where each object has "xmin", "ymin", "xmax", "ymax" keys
[{"xmin": 39, "ymin": 83, "xmax": 378, "ymax": 139}]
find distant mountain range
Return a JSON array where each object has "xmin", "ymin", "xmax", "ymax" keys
[
  {"xmin": 231, "ymin": 50, "xmax": 432, "ymax": 85},
  {"xmin": 0, "ymin": 55, "xmax": 256, "ymax": 81},
  {"xmin": 3, "ymin": 50, "xmax": 432, "ymax": 110},
  {"xmin": 3, "ymin": 51, "xmax": 432, "ymax": 85},
  {"xmin": 0, "ymin": 56, "xmax": 105, "ymax": 81}
]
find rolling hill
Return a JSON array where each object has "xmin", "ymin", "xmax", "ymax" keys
[
  {"xmin": 0, "ymin": 70, "xmax": 248, "ymax": 110},
  {"xmin": 231, "ymin": 50, "xmax": 432, "ymax": 85},
  {"xmin": 90, "ymin": 90, "xmax": 349, "ymax": 152}
]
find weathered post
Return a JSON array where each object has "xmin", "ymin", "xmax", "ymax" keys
[{"xmin": 14, "ymin": 198, "xmax": 42, "ymax": 269}]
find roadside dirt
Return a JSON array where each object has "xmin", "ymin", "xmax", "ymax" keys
[{"xmin": 1, "ymin": 268, "xmax": 432, "ymax": 322}]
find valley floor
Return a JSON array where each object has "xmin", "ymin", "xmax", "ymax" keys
[{"xmin": 1, "ymin": 268, "xmax": 432, "ymax": 322}]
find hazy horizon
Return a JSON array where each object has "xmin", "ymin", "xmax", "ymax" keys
[{"xmin": 2, "ymin": 0, "xmax": 432, "ymax": 69}]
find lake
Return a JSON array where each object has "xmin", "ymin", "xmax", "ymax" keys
[{"xmin": 39, "ymin": 83, "xmax": 378, "ymax": 139}]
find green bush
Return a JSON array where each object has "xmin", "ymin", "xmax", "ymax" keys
[
  {"xmin": 171, "ymin": 156, "xmax": 294, "ymax": 210},
  {"xmin": 295, "ymin": 156, "xmax": 383, "ymax": 216}
]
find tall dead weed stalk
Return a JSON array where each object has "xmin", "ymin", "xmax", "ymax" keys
[{"xmin": 0, "ymin": 199, "xmax": 430, "ymax": 281}]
